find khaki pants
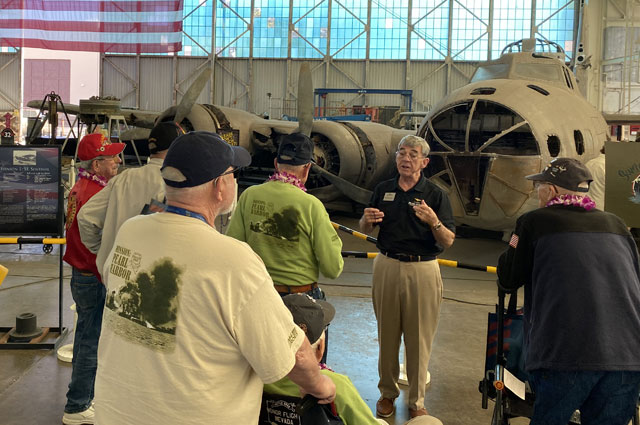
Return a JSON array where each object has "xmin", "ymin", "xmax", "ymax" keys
[{"xmin": 372, "ymin": 254, "xmax": 443, "ymax": 410}]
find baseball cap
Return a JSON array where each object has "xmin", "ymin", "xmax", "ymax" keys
[
  {"xmin": 526, "ymin": 157, "xmax": 593, "ymax": 192},
  {"xmin": 77, "ymin": 133, "xmax": 125, "ymax": 161},
  {"xmin": 148, "ymin": 121, "xmax": 185, "ymax": 154},
  {"xmin": 161, "ymin": 131, "xmax": 251, "ymax": 188},
  {"xmin": 282, "ymin": 294, "xmax": 335, "ymax": 344},
  {"xmin": 277, "ymin": 133, "xmax": 314, "ymax": 165}
]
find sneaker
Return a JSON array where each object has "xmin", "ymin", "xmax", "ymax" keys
[
  {"xmin": 376, "ymin": 397, "xmax": 395, "ymax": 418},
  {"xmin": 62, "ymin": 406, "xmax": 94, "ymax": 425}
]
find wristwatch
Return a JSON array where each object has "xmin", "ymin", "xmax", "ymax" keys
[{"xmin": 432, "ymin": 221, "xmax": 442, "ymax": 231}]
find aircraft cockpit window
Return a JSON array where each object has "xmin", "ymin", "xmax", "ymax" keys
[
  {"xmin": 470, "ymin": 64, "xmax": 509, "ymax": 82},
  {"xmin": 429, "ymin": 102, "xmax": 472, "ymax": 152},
  {"xmin": 574, "ymin": 130, "xmax": 585, "ymax": 155},
  {"xmin": 428, "ymin": 100, "xmax": 539, "ymax": 156},
  {"xmin": 563, "ymin": 68, "xmax": 574, "ymax": 89},
  {"xmin": 547, "ymin": 135, "xmax": 561, "ymax": 157},
  {"xmin": 514, "ymin": 63, "xmax": 563, "ymax": 83}
]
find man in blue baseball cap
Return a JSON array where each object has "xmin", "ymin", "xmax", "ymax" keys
[{"xmin": 94, "ymin": 131, "xmax": 335, "ymax": 425}]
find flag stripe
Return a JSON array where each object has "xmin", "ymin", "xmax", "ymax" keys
[
  {"xmin": 1, "ymin": 29, "xmax": 182, "ymax": 43},
  {"xmin": 1, "ymin": 38, "xmax": 182, "ymax": 54},
  {"xmin": 1, "ymin": 10, "xmax": 183, "ymax": 22},
  {"xmin": 1, "ymin": 0, "xmax": 182, "ymax": 12},
  {"xmin": 0, "ymin": 0, "xmax": 184, "ymax": 53},
  {"xmin": 1, "ymin": 19, "xmax": 182, "ymax": 33}
]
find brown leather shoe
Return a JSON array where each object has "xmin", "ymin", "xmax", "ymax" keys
[
  {"xmin": 375, "ymin": 398, "xmax": 395, "ymax": 418},
  {"xmin": 409, "ymin": 407, "xmax": 429, "ymax": 418}
]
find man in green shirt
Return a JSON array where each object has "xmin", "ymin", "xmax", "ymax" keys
[
  {"xmin": 263, "ymin": 294, "xmax": 387, "ymax": 425},
  {"xmin": 227, "ymin": 133, "xmax": 343, "ymax": 361}
]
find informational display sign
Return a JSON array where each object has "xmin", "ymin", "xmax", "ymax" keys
[
  {"xmin": 605, "ymin": 141, "xmax": 640, "ymax": 228},
  {"xmin": 0, "ymin": 146, "xmax": 63, "ymax": 236}
]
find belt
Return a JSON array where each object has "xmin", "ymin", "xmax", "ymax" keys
[
  {"xmin": 381, "ymin": 251, "xmax": 436, "ymax": 262},
  {"xmin": 274, "ymin": 282, "xmax": 318, "ymax": 294},
  {"xmin": 74, "ymin": 268, "xmax": 95, "ymax": 276}
]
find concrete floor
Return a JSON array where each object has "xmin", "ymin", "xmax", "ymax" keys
[{"xmin": 0, "ymin": 214, "xmax": 526, "ymax": 425}]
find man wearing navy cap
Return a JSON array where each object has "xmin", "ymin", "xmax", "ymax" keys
[
  {"xmin": 78, "ymin": 121, "xmax": 185, "ymax": 277},
  {"xmin": 227, "ymin": 132, "xmax": 343, "ymax": 361},
  {"xmin": 498, "ymin": 157, "xmax": 640, "ymax": 425},
  {"xmin": 94, "ymin": 131, "xmax": 335, "ymax": 425}
]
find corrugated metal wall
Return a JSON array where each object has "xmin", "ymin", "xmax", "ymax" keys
[
  {"xmin": 100, "ymin": 56, "xmax": 479, "ymax": 118},
  {"xmin": 0, "ymin": 53, "xmax": 21, "ymax": 111}
]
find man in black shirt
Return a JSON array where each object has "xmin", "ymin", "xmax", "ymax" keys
[
  {"xmin": 360, "ymin": 135, "xmax": 455, "ymax": 419},
  {"xmin": 498, "ymin": 157, "xmax": 640, "ymax": 425}
]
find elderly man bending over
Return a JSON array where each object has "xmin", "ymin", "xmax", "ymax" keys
[{"xmin": 94, "ymin": 131, "xmax": 335, "ymax": 425}]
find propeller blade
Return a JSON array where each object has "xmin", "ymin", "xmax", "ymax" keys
[
  {"xmin": 311, "ymin": 164, "xmax": 372, "ymax": 205},
  {"xmin": 174, "ymin": 66, "xmax": 212, "ymax": 124},
  {"xmin": 296, "ymin": 62, "xmax": 313, "ymax": 137},
  {"xmin": 120, "ymin": 127, "xmax": 151, "ymax": 141}
]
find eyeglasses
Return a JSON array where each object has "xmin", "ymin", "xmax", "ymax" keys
[{"xmin": 395, "ymin": 151, "xmax": 423, "ymax": 160}]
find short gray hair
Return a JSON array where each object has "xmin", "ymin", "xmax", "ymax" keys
[
  {"xmin": 398, "ymin": 135, "xmax": 430, "ymax": 157},
  {"xmin": 165, "ymin": 180, "xmax": 211, "ymax": 203}
]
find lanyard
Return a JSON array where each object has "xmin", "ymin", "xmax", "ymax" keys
[{"xmin": 165, "ymin": 205, "xmax": 208, "ymax": 225}]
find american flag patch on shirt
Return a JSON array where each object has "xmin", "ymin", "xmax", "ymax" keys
[{"xmin": 509, "ymin": 234, "xmax": 519, "ymax": 248}]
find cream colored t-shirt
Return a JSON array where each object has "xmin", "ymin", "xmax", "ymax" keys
[{"xmin": 95, "ymin": 213, "xmax": 304, "ymax": 425}]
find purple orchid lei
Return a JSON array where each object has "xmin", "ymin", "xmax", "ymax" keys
[
  {"xmin": 268, "ymin": 170, "xmax": 307, "ymax": 192},
  {"xmin": 545, "ymin": 193, "xmax": 596, "ymax": 211},
  {"xmin": 77, "ymin": 167, "xmax": 108, "ymax": 187}
]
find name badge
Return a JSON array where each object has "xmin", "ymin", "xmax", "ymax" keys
[{"xmin": 383, "ymin": 192, "xmax": 396, "ymax": 202}]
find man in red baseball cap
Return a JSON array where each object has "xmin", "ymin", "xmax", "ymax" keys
[{"xmin": 62, "ymin": 132, "xmax": 125, "ymax": 425}]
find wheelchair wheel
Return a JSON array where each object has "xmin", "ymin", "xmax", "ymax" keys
[{"xmin": 43, "ymin": 244, "xmax": 53, "ymax": 254}]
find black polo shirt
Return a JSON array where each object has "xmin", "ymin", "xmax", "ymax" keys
[{"xmin": 369, "ymin": 176, "xmax": 455, "ymax": 257}]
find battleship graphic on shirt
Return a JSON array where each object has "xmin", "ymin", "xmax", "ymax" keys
[
  {"xmin": 249, "ymin": 203, "xmax": 301, "ymax": 243},
  {"xmin": 104, "ymin": 244, "xmax": 183, "ymax": 351}
]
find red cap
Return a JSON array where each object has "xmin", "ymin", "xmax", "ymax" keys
[{"xmin": 78, "ymin": 133, "xmax": 126, "ymax": 161}]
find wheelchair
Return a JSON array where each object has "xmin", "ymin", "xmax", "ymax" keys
[
  {"xmin": 478, "ymin": 288, "xmax": 640, "ymax": 425},
  {"xmin": 259, "ymin": 393, "xmax": 344, "ymax": 425}
]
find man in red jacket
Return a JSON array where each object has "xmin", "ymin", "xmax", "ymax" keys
[{"xmin": 62, "ymin": 133, "xmax": 124, "ymax": 425}]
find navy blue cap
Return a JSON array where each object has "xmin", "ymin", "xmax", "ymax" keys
[
  {"xmin": 161, "ymin": 131, "xmax": 251, "ymax": 188},
  {"xmin": 148, "ymin": 121, "xmax": 185, "ymax": 154},
  {"xmin": 277, "ymin": 133, "xmax": 314, "ymax": 165},
  {"xmin": 526, "ymin": 157, "xmax": 593, "ymax": 192}
]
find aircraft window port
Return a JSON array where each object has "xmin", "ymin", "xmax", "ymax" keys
[
  {"xmin": 471, "ymin": 64, "xmax": 509, "ymax": 82},
  {"xmin": 563, "ymin": 68, "xmax": 574, "ymax": 89},
  {"xmin": 527, "ymin": 85, "xmax": 550, "ymax": 96},
  {"xmin": 471, "ymin": 87, "xmax": 496, "ymax": 96},
  {"xmin": 423, "ymin": 155, "xmax": 452, "ymax": 187},
  {"xmin": 515, "ymin": 63, "xmax": 563, "ymax": 83},
  {"xmin": 431, "ymin": 101, "xmax": 539, "ymax": 156},
  {"xmin": 547, "ymin": 135, "xmax": 561, "ymax": 157},
  {"xmin": 574, "ymin": 130, "xmax": 585, "ymax": 155}
]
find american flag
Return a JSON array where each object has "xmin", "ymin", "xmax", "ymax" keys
[
  {"xmin": 0, "ymin": 1, "xmax": 183, "ymax": 54},
  {"xmin": 509, "ymin": 233, "xmax": 519, "ymax": 248}
]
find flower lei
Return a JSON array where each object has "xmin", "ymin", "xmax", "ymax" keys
[
  {"xmin": 268, "ymin": 170, "xmax": 307, "ymax": 192},
  {"xmin": 77, "ymin": 167, "xmax": 108, "ymax": 187},
  {"xmin": 545, "ymin": 193, "xmax": 596, "ymax": 211}
]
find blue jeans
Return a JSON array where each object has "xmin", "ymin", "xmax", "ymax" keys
[
  {"xmin": 65, "ymin": 268, "xmax": 106, "ymax": 414},
  {"xmin": 279, "ymin": 286, "xmax": 329, "ymax": 364},
  {"xmin": 530, "ymin": 369, "xmax": 640, "ymax": 425}
]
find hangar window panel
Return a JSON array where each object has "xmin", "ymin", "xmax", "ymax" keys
[
  {"xmin": 492, "ymin": 0, "xmax": 531, "ymax": 59},
  {"xmin": 330, "ymin": 0, "xmax": 367, "ymax": 59},
  {"xmin": 369, "ymin": 1, "xmax": 408, "ymax": 60},
  {"xmin": 214, "ymin": 1, "xmax": 251, "ymax": 57},
  {"xmin": 410, "ymin": 0, "xmax": 448, "ymax": 60},
  {"xmin": 182, "ymin": 0, "xmax": 215, "ymax": 56},
  {"xmin": 451, "ymin": 0, "xmax": 489, "ymax": 61},
  {"xmin": 252, "ymin": 0, "xmax": 289, "ymax": 58},
  {"xmin": 536, "ymin": 0, "xmax": 575, "ymax": 60},
  {"xmin": 292, "ymin": 1, "xmax": 328, "ymax": 59}
]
